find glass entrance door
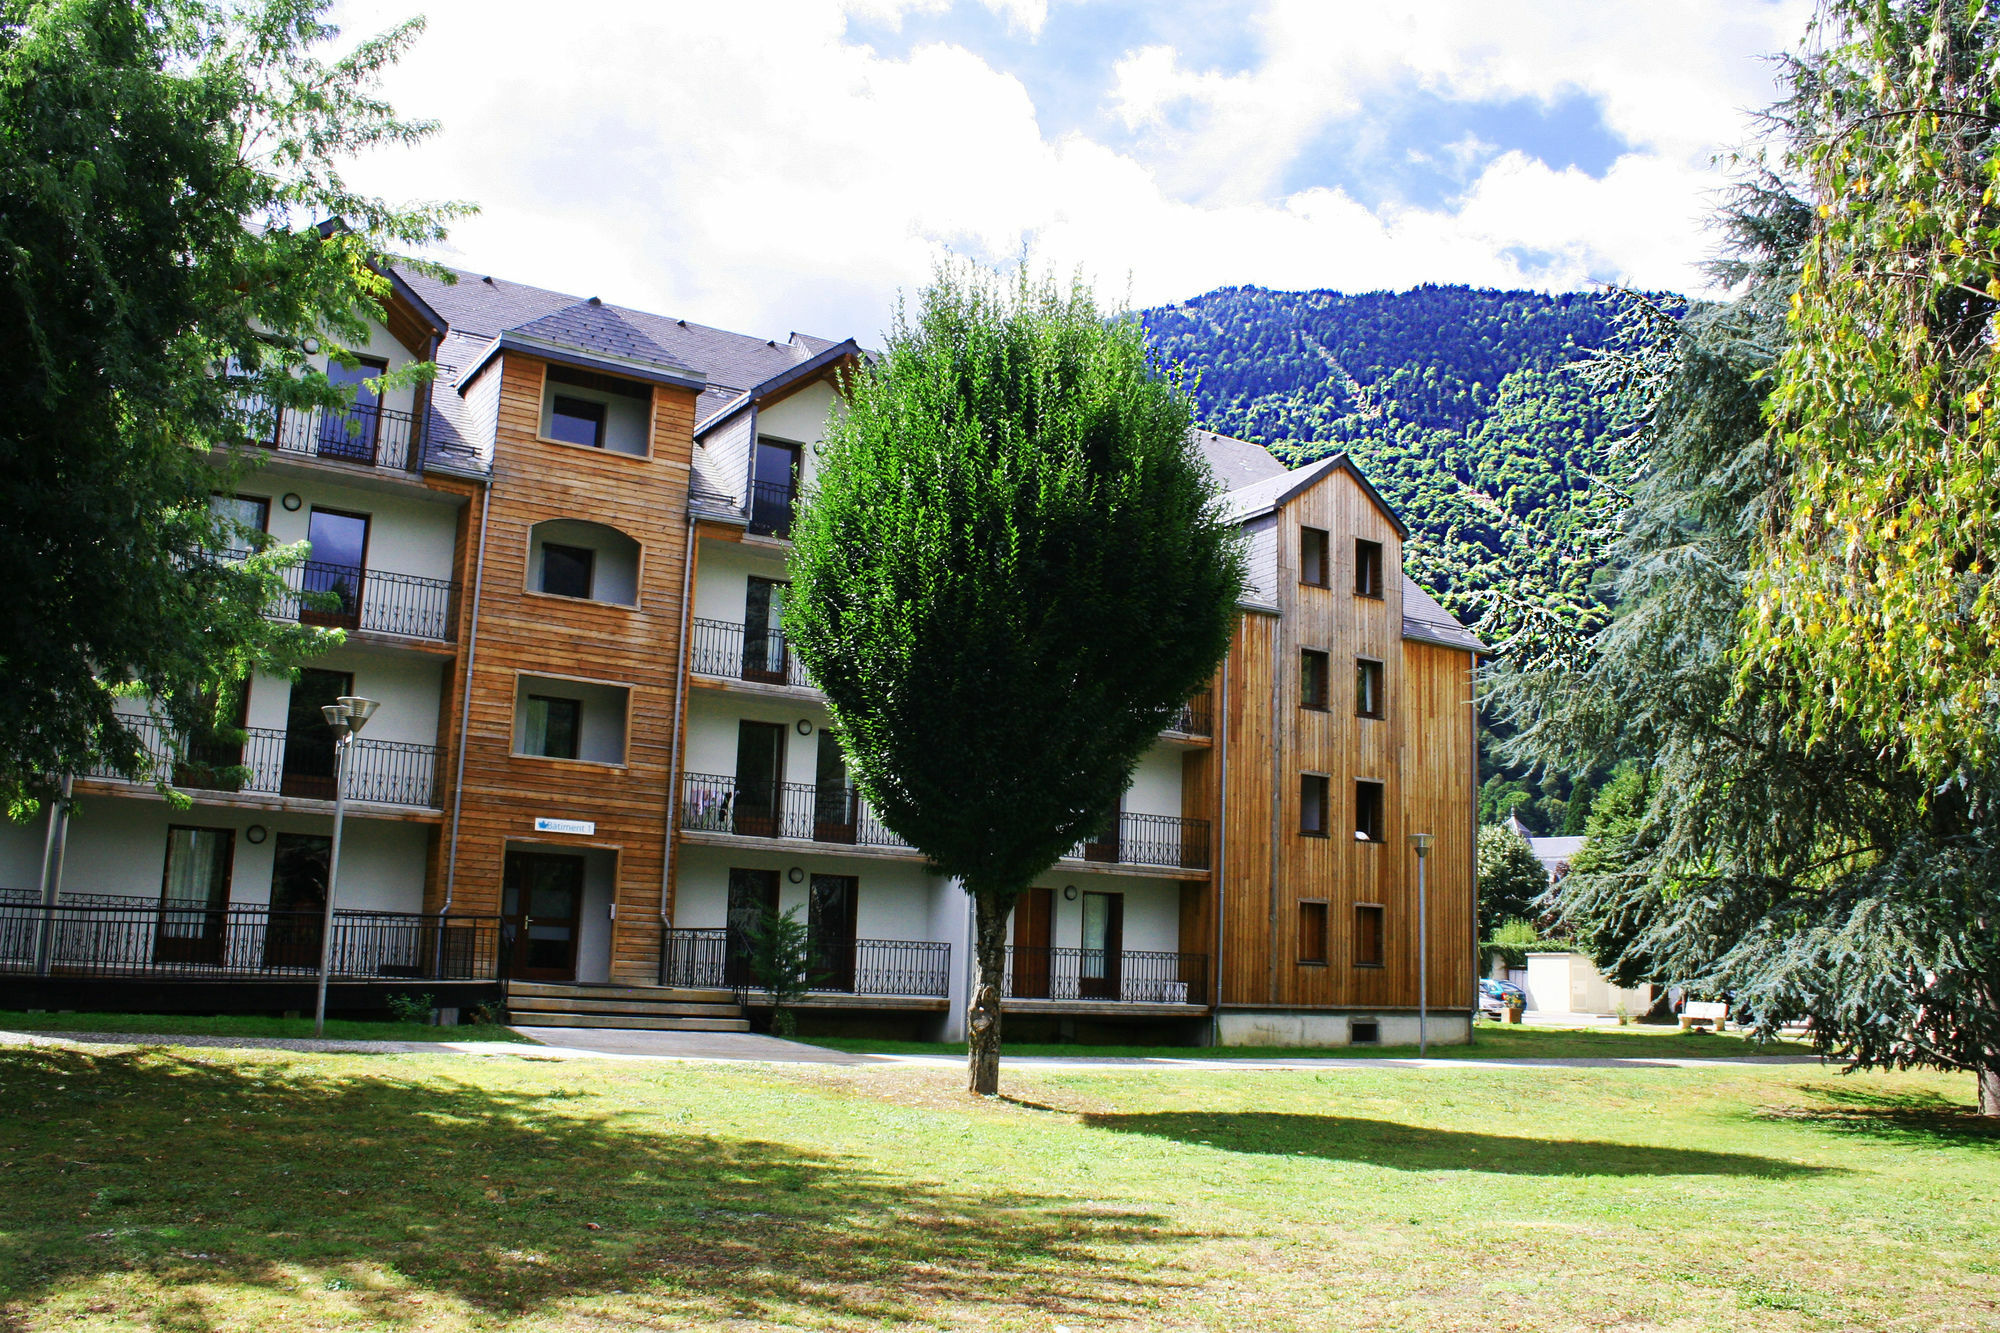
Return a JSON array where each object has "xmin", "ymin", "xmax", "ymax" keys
[
  {"xmin": 265, "ymin": 833, "xmax": 330, "ymax": 968},
  {"xmin": 732, "ymin": 721, "xmax": 786, "ymax": 837},
  {"xmin": 281, "ymin": 668, "xmax": 353, "ymax": 799},
  {"xmin": 501, "ymin": 851, "xmax": 585, "ymax": 981},
  {"xmin": 1079, "ymin": 891, "xmax": 1124, "ymax": 1000},
  {"xmin": 302, "ymin": 508, "xmax": 368, "ymax": 629},
  {"xmin": 153, "ymin": 827, "xmax": 234, "ymax": 965},
  {"xmin": 813, "ymin": 729, "xmax": 856, "ymax": 843},
  {"xmin": 743, "ymin": 577, "xmax": 789, "ymax": 683},
  {"xmin": 318, "ymin": 357, "xmax": 386, "ymax": 463},
  {"xmin": 807, "ymin": 874, "xmax": 858, "ymax": 992},
  {"xmin": 725, "ymin": 866, "xmax": 780, "ymax": 987}
]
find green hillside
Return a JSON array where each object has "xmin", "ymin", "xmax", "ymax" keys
[{"xmin": 1141, "ymin": 284, "xmax": 1640, "ymax": 636}]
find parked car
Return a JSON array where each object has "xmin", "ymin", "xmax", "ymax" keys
[{"xmin": 1478, "ymin": 978, "xmax": 1526, "ymax": 1016}]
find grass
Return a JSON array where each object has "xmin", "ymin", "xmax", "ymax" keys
[
  {"xmin": 0, "ymin": 1037, "xmax": 1993, "ymax": 1330},
  {"xmin": 0, "ymin": 1010, "xmax": 531, "ymax": 1044},
  {"xmin": 804, "ymin": 1020, "xmax": 1806, "ymax": 1062}
]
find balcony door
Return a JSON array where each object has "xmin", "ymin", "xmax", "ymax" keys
[
  {"xmin": 813, "ymin": 729, "xmax": 856, "ymax": 843},
  {"xmin": 281, "ymin": 668, "xmax": 354, "ymax": 800},
  {"xmin": 264, "ymin": 832, "xmax": 330, "ymax": 968},
  {"xmin": 1079, "ymin": 891, "xmax": 1124, "ymax": 1000},
  {"xmin": 153, "ymin": 826, "xmax": 233, "ymax": 966},
  {"xmin": 1011, "ymin": 886, "xmax": 1054, "ymax": 999},
  {"xmin": 732, "ymin": 721, "xmax": 786, "ymax": 837},
  {"xmin": 743, "ymin": 577, "xmax": 789, "ymax": 683},
  {"xmin": 303, "ymin": 507, "xmax": 369, "ymax": 629},
  {"xmin": 750, "ymin": 439, "xmax": 800, "ymax": 537},
  {"xmin": 501, "ymin": 850, "xmax": 585, "ymax": 981},
  {"xmin": 807, "ymin": 874, "xmax": 858, "ymax": 992},
  {"xmin": 1082, "ymin": 800, "xmax": 1121, "ymax": 864},
  {"xmin": 318, "ymin": 356, "xmax": 387, "ymax": 463},
  {"xmin": 725, "ymin": 867, "xmax": 779, "ymax": 987}
]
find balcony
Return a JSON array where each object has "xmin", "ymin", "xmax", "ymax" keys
[
  {"xmin": 0, "ymin": 896, "xmax": 500, "ymax": 982},
  {"xmin": 678, "ymin": 772, "xmax": 912, "ymax": 850},
  {"xmin": 1067, "ymin": 812, "xmax": 1211, "ymax": 871},
  {"xmin": 88, "ymin": 715, "xmax": 440, "ymax": 809},
  {"xmin": 747, "ymin": 478, "xmax": 797, "ymax": 538},
  {"xmin": 1004, "ymin": 945, "xmax": 1208, "ymax": 1006},
  {"xmin": 662, "ymin": 927, "xmax": 951, "ymax": 999},
  {"xmin": 228, "ymin": 552, "xmax": 457, "ymax": 642},
  {"xmin": 688, "ymin": 618, "xmax": 811, "ymax": 688},
  {"xmin": 239, "ymin": 394, "xmax": 422, "ymax": 473},
  {"xmin": 1167, "ymin": 693, "xmax": 1213, "ymax": 738}
]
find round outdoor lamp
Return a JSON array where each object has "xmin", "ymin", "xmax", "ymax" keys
[
  {"xmin": 313, "ymin": 695, "xmax": 381, "ymax": 1036},
  {"xmin": 1408, "ymin": 832, "xmax": 1434, "ymax": 1056}
]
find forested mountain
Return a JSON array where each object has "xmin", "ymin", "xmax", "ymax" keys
[{"xmin": 1141, "ymin": 284, "xmax": 1640, "ymax": 636}]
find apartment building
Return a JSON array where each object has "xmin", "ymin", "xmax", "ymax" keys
[{"xmin": 1, "ymin": 262, "xmax": 1481, "ymax": 1045}]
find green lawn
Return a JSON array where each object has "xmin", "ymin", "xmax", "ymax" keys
[
  {"xmin": 0, "ymin": 1010, "xmax": 531, "ymax": 1044},
  {"xmin": 0, "ymin": 1039, "xmax": 1992, "ymax": 1330},
  {"xmin": 805, "ymin": 1020, "xmax": 1805, "ymax": 1062}
]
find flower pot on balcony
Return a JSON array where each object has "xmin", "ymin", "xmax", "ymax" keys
[{"xmin": 1504, "ymin": 1005, "xmax": 1525, "ymax": 1024}]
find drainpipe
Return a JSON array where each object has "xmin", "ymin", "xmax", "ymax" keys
[
  {"xmin": 1468, "ymin": 649, "xmax": 1483, "ymax": 1045},
  {"xmin": 657, "ymin": 505, "xmax": 697, "ymax": 983},
  {"xmin": 1267, "ymin": 609, "xmax": 1282, "ymax": 1007},
  {"xmin": 442, "ymin": 476, "xmax": 493, "ymax": 916},
  {"xmin": 1209, "ymin": 632, "xmax": 1232, "ymax": 1047}
]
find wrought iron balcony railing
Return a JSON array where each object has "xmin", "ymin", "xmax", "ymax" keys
[
  {"xmin": 678, "ymin": 772, "xmax": 911, "ymax": 849},
  {"xmin": 237, "ymin": 394, "xmax": 421, "ymax": 473},
  {"xmin": 0, "ymin": 898, "xmax": 500, "ymax": 982},
  {"xmin": 86, "ymin": 715, "xmax": 440, "ymax": 809},
  {"xmin": 1167, "ymin": 693, "xmax": 1214, "ymax": 737},
  {"xmin": 688, "ymin": 617, "xmax": 812, "ymax": 688},
  {"xmin": 747, "ymin": 478, "xmax": 797, "ymax": 538},
  {"xmin": 1067, "ymin": 812, "xmax": 1212, "ymax": 871},
  {"xmin": 225, "ymin": 551, "xmax": 457, "ymax": 641},
  {"xmin": 1003, "ymin": 945, "xmax": 1208, "ymax": 1005},
  {"xmin": 660, "ymin": 926, "xmax": 950, "ymax": 998}
]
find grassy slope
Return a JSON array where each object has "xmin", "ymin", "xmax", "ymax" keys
[
  {"xmin": 804, "ymin": 1021, "xmax": 1803, "ymax": 1062},
  {"xmin": 0, "ymin": 1042, "xmax": 1992, "ymax": 1331},
  {"xmin": 0, "ymin": 1011, "xmax": 531, "ymax": 1044}
]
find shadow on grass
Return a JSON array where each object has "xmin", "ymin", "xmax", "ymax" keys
[
  {"xmin": 1074, "ymin": 1110, "xmax": 1839, "ymax": 1177},
  {"xmin": 1756, "ymin": 1081, "xmax": 2000, "ymax": 1147},
  {"xmin": 0, "ymin": 1047, "xmax": 1193, "ymax": 1326}
]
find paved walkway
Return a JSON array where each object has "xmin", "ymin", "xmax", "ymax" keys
[{"xmin": 0, "ymin": 1025, "xmax": 1822, "ymax": 1072}]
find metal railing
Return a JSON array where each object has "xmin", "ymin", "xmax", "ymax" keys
[
  {"xmin": 0, "ymin": 900, "xmax": 501, "ymax": 981},
  {"xmin": 239, "ymin": 555, "xmax": 457, "ymax": 641},
  {"xmin": 747, "ymin": 478, "xmax": 797, "ymax": 538},
  {"xmin": 1003, "ymin": 946, "xmax": 1208, "ymax": 1005},
  {"xmin": 1066, "ymin": 812, "xmax": 1212, "ymax": 870},
  {"xmin": 660, "ymin": 926, "xmax": 949, "ymax": 998},
  {"xmin": 237, "ymin": 394, "xmax": 421, "ymax": 472},
  {"xmin": 688, "ymin": 617, "xmax": 812, "ymax": 688},
  {"xmin": 85, "ymin": 715, "xmax": 440, "ymax": 809},
  {"xmin": 678, "ymin": 772, "xmax": 913, "ymax": 850},
  {"xmin": 688, "ymin": 479, "xmax": 741, "ymax": 512},
  {"xmin": 1167, "ymin": 693, "xmax": 1214, "ymax": 737}
]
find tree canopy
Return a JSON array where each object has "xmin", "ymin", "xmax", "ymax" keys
[
  {"xmin": 0, "ymin": 0, "xmax": 462, "ymax": 812},
  {"xmin": 786, "ymin": 263, "xmax": 1245, "ymax": 1093}
]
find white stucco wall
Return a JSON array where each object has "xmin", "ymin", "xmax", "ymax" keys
[
  {"xmin": 235, "ymin": 476, "xmax": 459, "ymax": 584},
  {"xmin": 759, "ymin": 382, "xmax": 843, "ymax": 489},
  {"xmin": 1013, "ymin": 872, "xmax": 1183, "ymax": 954},
  {"xmin": 690, "ymin": 539, "xmax": 791, "ymax": 626},
  {"xmin": 1124, "ymin": 745, "xmax": 1184, "ymax": 819},
  {"xmin": 513, "ymin": 675, "xmax": 629, "ymax": 765},
  {"xmin": 682, "ymin": 693, "xmax": 828, "ymax": 784},
  {"xmin": 244, "ymin": 649, "xmax": 446, "ymax": 750},
  {"xmin": 672, "ymin": 843, "xmax": 944, "ymax": 943}
]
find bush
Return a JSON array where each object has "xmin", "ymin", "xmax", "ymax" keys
[{"xmin": 384, "ymin": 992, "xmax": 435, "ymax": 1024}]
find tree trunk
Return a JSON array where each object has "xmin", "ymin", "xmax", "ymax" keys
[
  {"xmin": 967, "ymin": 891, "xmax": 1009, "ymax": 1096},
  {"xmin": 1981, "ymin": 1065, "xmax": 2000, "ymax": 1118}
]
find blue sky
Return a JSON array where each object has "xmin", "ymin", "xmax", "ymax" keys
[{"xmin": 335, "ymin": 0, "xmax": 1810, "ymax": 343}]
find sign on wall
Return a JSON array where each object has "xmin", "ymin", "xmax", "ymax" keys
[{"xmin": 532, "ymin": 817, "xmax": 596, "ymax": 836}]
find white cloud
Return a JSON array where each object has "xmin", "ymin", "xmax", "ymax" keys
[{"xmin": 328, "ymin": 0, "xmax": 1808, "ymax": 346}]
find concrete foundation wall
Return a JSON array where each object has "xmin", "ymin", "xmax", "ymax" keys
[{"xmin": 1217, "ymin": 1009, "xmax": 1471, "ymax": 1048}]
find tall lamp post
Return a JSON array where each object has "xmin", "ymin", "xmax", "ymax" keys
[
  {"xmin": 1408, "ymin": 832, "xmax": 1433, "ymax": 1056},
  {"xmin": 314, "ymin": 695, "xmax": 380, "ymax": 1036}
]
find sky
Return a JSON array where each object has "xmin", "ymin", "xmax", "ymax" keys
[{"xmin": 329, "ymin": 0, "xmax": 1813, "ymax": 345}]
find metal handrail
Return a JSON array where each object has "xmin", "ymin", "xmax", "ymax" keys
[
  {"xmin": 688, "ymin": 617, "xmax": 813, "ymax": 688},
  {"xmin": 86, "ymin": 716, "xmax": 440, "ymax": 809},
  {"xmin": 1002, "ymin": 945, "xmax": 1208, "ymax": 1004},
  {"xmin": 678, "ymin": 772, "xmax": 912, "ymax": 850},
  {"xmin": 237, "ymin": 394, "xmax": 421, "ymax": 472},
  {"xmin": 1167, "ymin": 693, "xmax": 1214, "ymax": 737},
  {"xmin": 225, "ymin": 551, "xmax": 457, "ymax": 641},
  {"xmin": 1066, "ymin": 812, "xmax": 1212, "ymax": 870},
  {"xmin": 747, "ymin": 478, "xmax": 796, "ymax": 538},
  {"xmin": 660, "ymin": 927, "xmax": 949, "ymax": 998}
]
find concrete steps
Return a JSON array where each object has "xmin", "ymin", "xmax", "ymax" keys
[{"xmin": 505, "ymin": 980, "xmax": 749, "ymax": 1033}]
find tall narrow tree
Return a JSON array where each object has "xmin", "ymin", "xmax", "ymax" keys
[{"xmin": 787, "ymin": 265, "xmax": 1245, "ymax": 1094}]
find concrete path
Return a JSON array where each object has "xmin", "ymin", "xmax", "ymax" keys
[{"xmin": 0, "ymin": 1025, "xmax": 1822, "ymax": 1072}]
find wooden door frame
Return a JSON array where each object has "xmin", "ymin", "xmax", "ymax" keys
[
  {"xmin": 501, "ymin": 848, "xmax": 587, "ymax": 981},
  {"xmin": 1079, "ymin": 890, "xmax": 1124, "ymax": 999},
  {"xmin": 152, "ymin": 825, "xmax": 235, "ymax": 966}
]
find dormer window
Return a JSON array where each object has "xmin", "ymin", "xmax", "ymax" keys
[
  {"xmin": 540, "ymin": 366, "xmax": 649, "ymax": 456},
  {"xmin": 549, "ymin": 396, "xmax": 605, "ymax": 448}
]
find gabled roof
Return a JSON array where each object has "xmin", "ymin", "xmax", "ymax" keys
[
  {"xmin": 1211, "ymin": 451, "xmax": 1410, "ymax": 539},
  {"xmin": 1194, "ymin": 427, "xmax": 1287, "ymax": 492},
  {"xmin": 455, "ymin": 297, "xmax": 707, "ymax": 393},
  {"xmin": 693, "ymin": 337, "xmax": 864, "ymax": 440}
]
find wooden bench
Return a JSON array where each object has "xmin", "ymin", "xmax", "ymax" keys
[{"xmin": 1679, "ymin": 1000, "xmax": 1729, "ymax": 1032}]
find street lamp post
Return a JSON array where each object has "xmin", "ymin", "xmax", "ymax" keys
[
  {"xmin": 314, "ymin": 695, "xmax": 380, "ymax": 1037},
  {"xmin": 1408, "ymin": 832, "xmax": 1434, "ymax": 1056}
]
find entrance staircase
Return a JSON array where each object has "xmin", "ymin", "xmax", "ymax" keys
[{"xmin": 504, "ymin": 981, "xmax": 750, "ymax": 1032}]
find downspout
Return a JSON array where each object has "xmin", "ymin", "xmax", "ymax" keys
[
  {"xmin": 657, "ymin": 504, "xmax": 697, "ymax": 982},
  {"xmin": 442, "ymin": 477, "xmax": 493, "ymax": 915},
  {"xmin": 1468, "ymin": 648, "xmax": 1482, "ymax": 1045},
  {"xmin": 1209, "ymin": 627, "xmax": 1233, "ymax": 1046},
  {"xmin": 1267, "ymin": 608, "xmax": 1282, "ymax": 1006}
]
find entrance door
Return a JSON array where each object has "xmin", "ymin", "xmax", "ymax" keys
[
  {"xmin": 813, "ymin": 729, "xmax": 856, "ymax": 843},
  {"xmin": 733, "ymin": 720, "xmax": 787, "ymax": 837},
  {"xmin": 318, "ymin": 357, "xmax": 387, "ymax": 463},
  {"xmin": 265, "ymin": 832, "xmax": 330, "ymax": 968},
  {"xmin": 501, "ymin": 850, "xmax": 585, "ymax": 980},
  {"xmin": 725, "ymin": 866, "xmax": 780, "ymax": 987},
  {"xmin": 281, "ymin": 668, "xmax": 353, "ymax": 799},
  {"xmin": 807, "ymin": 874, "xmax": 858, "ymax": 992},
  {"xmin": 1011, "ymin": 886, "xmax": 1054, "ymax": 999},
  {"xmin": 153, "ymin": 826, "xmax": 234, "ymax": 966},
  {"xmin": 743, "ymin": 577, "xmax": 789, "ymax": 683},
  {"xmin": 1079, "ymin": 890, "xmax": 1124, "ymax": 1000},
  {"xmin": 302, "ymin": 508, "xmax": 369, "ymax": 629}
]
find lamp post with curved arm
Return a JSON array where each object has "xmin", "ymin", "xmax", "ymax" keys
[{"xmin": 314, "ymin": 695, "xmax": 380, "ymax": 1036}]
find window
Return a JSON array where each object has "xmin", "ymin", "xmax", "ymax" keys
[
  {"xmin": 1300, "ymin": 774, "xmax": 1330, "ymax": 836},
  {"xmin": 1355, "ymin": 539, "xmax": 1384, "ymax": 598},
  {"xmin": 1354, "ymin": 904, "xmax": 1385, "ymax": 967},
  {"xmin": 1298, "ymin": 901, "xmax": 1328, "ymax": 964},
  {"xmin": 1301, "ymin": 649, "xmax": 1329, "ymax": 711},
  {"xmin": 1351, "ymin": 1018, "xmax": 1381, "ymax": 1043},
  {"xmin": 540, "ymin": 542, "xmax": 595, "ymax": 599},
  {"xmin": 750, "ymin": 438, "xmax": 802, "ymax": 538},
  {"xmin": 155, "ymin": 826, "xmax": 234, "ymax": 963},
  {"xmin": 1356, "ymin": 658, "xmax": 1385, "ymax": 718},
  {"xmin": 302, "ymin": 507, "xmax": 368, "ymax": 627},
  {"xmin": 209, "ymin": 493, "xmax": 269, "ymax": 550},
  {"xmin": 525, "ymin": 694, "xmax": 582, "ymax": 759},
  {"xmin": 549, "ymin": 395, "xmax": 607, "ymax": 448},
  {"xmin": 1355, "ymin": 779, "xmax": 1385, "ymax": 842},
  {"xmin": 1301, "ymin": 526, "xmax": 1330, "ymax": 587}
]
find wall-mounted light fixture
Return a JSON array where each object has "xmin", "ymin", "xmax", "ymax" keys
[
  {"xmin": 281, "ymin": 493, "xmax": 303, "ymax": 512},
  {"xmin": 1062, "ymin": 885, "xmax": 1078, "ymax": 901},
  {"xmin": 795, "ymin": 719, "xmax": 814, "ymax": 736},
  {"xmin": 787, "ymin": 866, "xmax": 805, "ymax": 884}
]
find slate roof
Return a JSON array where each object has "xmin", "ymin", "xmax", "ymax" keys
[
  {"xmin": 1194, "ymin": 427, "xmax": 1287, "ymax": 492},
  {"xmin": 508, "ymin": 299, "xmax": 691, "ymax": 372},
  {"xmin": 1401, "ymin": 576, "xmax": 1489, "ymax": 654}
]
